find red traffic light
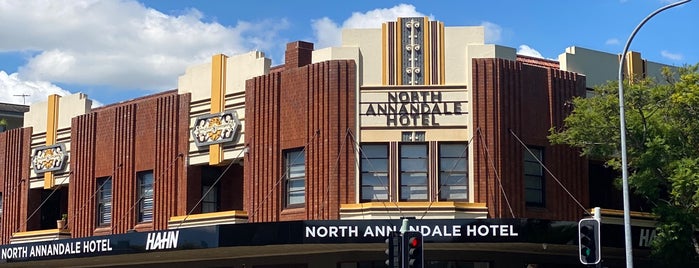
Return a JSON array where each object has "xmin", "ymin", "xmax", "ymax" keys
[{"xmin": 408, "ymin": 237, "xmax": 420, "ymax": 247}]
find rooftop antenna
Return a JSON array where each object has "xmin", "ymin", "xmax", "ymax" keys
[{"xmin": 13, "ymin": 94, "xmax": 30, "ymax": 105}]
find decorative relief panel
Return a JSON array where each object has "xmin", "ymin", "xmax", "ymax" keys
[
  {"xmin": 31, "ymin": 143, "xmax": 68, "ymax": 173},
  {"xmin": 191, "ymin": 111, "xmax": 241, "ymax": 147}
]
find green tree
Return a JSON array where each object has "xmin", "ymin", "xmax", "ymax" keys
[
  {"xmin": 549, "ymin": 64, "xmax": 699, "ymax": 265},
  {"xmin": 0, "ymin": 118, "xmax": 7, "ymax": 131}
]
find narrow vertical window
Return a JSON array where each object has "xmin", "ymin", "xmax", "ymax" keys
[
  {"xmin": 439, "ymin": 143, "xmax": 468, "ymax": 201},
  {"xmin": 284, "ymin": 149, "xmax": 305, "ymax": 207},
  {"xmin": 201, "ymin": 184, "xmax": 219, "ymax": 213},
  {"xmin": 360, "ymin": 144, "xmax": 389, "ymax": 201},
  {"xmin": 400, "ymin": 144, "xmax": 428, "ymax": 201},
  {"xmin": 97, "ymin": 177, "xmax": 112, "ymax": 226},
  {"xmin": 137, "ymin": 170, "xmax": 154, "ymax": 222},
  {"xmin": 524, "ymin": 147, "xmax": 545, "ymax": 207},
  {"xmin": 201, "ymin": 167, "xmax": 220, "ymax": 213}
]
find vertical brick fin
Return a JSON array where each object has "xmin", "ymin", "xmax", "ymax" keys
[
  {"xmin": 472, "ymin": 58, "xmax": 499, "ymax": 218},
  {"xmin": 70, "ymin": 113, "xmax": 97, "ymax": 237},
  {"xmin": 472, "ymin": 58, "xmax": 526, "ymax": 218},
  {"xmin": 113, "ymin": 104, "xmax": 137, "ymax": 234},
  {"xmin": 0, "ymin": 128, "xmax": 31, "ymax": 243},
  {"xmin": 153, "ymin": 94, "xmax": 183, "ymax": 230},
  {"xmin": 176, "ymin": 93, "xmax": 191, "ymax": 216},
  {"xmin": 547, "ymin": 69, "xmax": 588, "ymax": 220},
  {"xmin": 244, "ymin": 73, "xmax": 282, "ymax": 222}
]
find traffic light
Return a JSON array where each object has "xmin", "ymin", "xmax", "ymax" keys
[
  {"xmin": 578, "ymin": 218, "xmax": 601, "ymax": 265},
  {"xmin": 385, "ymin": 231, "xmax": 401, "ymax": 268},
  {"xmin": 402, "ymin": 231, "xmax": 423, "ymax": 268}
]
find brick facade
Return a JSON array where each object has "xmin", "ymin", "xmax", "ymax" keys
[
  {"xmin": 68, "ymin": 91, "xmax": 189, "ymax": 237},
  {"xmin": 472, "ymin": 58, "xmax": 587, "ymax": 220},
  {"xmin": 245, "ymin": 41, "xmax": 357, "ymax": 222},
  {"xmin": 0, "ymin": 127, "xmax": 31, "ymax": 243}
]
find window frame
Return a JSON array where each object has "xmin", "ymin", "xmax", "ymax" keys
[
  {"xmin": 399, "ymin": 143, "xmax": 429, "ymax": 201},
  {"xmin": 201, "ymin": 167, "xmax": 221, "ymax": 213},
  {"xmin": 524, "ymin": 146, "xmax": 545, "ymax": 207},
  {"xmin": 201, "ymin": 184, "xmax": 220, "ymax": 213},
  {"xmin": 284, "ymin": 148, "xmax": 306, "ymax": 208},
  {"xmin": 438, "ymin": 143, "xmax": 469, "ymax": 201},
  {"xmin": 96, "ymin": 176, "xmax": 112, "ymax": 226},
  {"xmin": 360, "ymin": 143, "xmax": 390, "ymax": 202},
  {"xmin": 137, "ymin": 170, "xmax": 154, "ymax": 223}
]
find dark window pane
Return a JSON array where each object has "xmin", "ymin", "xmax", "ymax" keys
[{"xmin": 524, "ymin": 147, "xmax": 544, "ymax": 206}]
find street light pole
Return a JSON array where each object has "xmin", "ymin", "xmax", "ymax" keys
[{"xmin": 617, "ymin": 1, "xmax": 691, "ymax": 267}]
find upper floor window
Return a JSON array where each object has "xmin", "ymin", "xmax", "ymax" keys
[
  {"xmin": 524, "ymin": 147, "xmax": 545, "ymax": 207},
  {"xmin": 360, "ymin": 144, "xmax": 389, "ymax": 201},
  {"xmin": 97, "ymin": 177, "xmax": 112, "ymax": 226},
  {"xmin": 201, "ymin": 167, "xmax": 220, "ymax": 213},
  {"xmin": 137, "ymin": 170, "xmax": 154, "ymax": 222},
  {"xmin": 400, "ymin": 143, "xmax": 428, "ymax": 201},
  {"xmin": 284, "ymin": 149, "xmax": 305, "ymax": 207},
  {"xmin": 438, "ymin": 143, "xmax": 468, "ymax": 201}
]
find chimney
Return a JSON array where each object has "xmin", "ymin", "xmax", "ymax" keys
[{"xmin": 285, "ymin": 41, "xmax": 314, "ymax": 68}]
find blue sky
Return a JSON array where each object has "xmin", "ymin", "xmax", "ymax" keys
[{"xmin": 0, "ymin": 0, "xmax": 696, "ymax": 107}]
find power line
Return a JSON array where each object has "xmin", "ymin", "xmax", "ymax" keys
[{"xmin": 509, "ymin": 129, "xmax": 591, "ymax": 217}]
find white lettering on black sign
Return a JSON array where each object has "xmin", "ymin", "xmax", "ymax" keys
[
  {"xmin": 305, "ymin": 224, "xmax": 517, "ymax": 238},
  {"xmin": 0, "ymin": 239, "xmax": 114, "ymax": 260},
  {"xmin": 638, "ymin": 228, "xmax": 656, "ymax": 248},
  {"xmin": 146, "ymin": 230, "xmax": 179, "ymax": 250}
]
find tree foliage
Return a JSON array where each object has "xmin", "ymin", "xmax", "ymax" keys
[{"xmin": 549, "ymin": 64, "xmax": 699, "ymax": 265}]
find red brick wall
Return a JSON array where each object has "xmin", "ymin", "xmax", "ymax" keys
[
  {"xmin": 70, "ymin": 112, "xmax": 97, "ymax": 237},
  {"xmin": 69, "ymin": 91, "xmax": 188, "ymax": 237},
  {"xmin": 0, "ymin": 127, "xmax": 31, "ymax": 243},
  {"xmin": 245, "ymin": 42, "xmax": 356, "ymax": 222},
  {"xmin": 472, "ymin": 58, "xmax": 587, "ymax": 221}
]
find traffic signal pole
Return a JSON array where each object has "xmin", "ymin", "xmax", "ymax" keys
[
  {"xmin": 579, "ymin": 207, "xmax": 602, "ymax": 265},
  {"xmin": 594, "ymin": 207, "xmax": 602, "ymax": 268}
]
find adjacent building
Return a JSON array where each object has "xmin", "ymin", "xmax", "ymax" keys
[{"xmin": 0, "ymin": 18, "xmax": 677, "ymax": 267}]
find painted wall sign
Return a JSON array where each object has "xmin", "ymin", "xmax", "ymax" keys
[
  {"xmin": 31, "ymin": 143, "xmax": 68, "ymax": 174},
  {"xmin": 360, "ymin": 90, "xmax": 468, "ymax": 127},
  {"xmin": 191, "ymin": 111, "xmax": 241, "ymax": 147}
]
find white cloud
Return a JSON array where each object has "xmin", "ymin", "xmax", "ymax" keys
[
  {"xmin": 312, "ymin": 4, "xmax": 427, "ymax": 49},
  {"xmin": 312, "ymin": 17, "xmax": 342, "ymax": 49},
  {"xmin": 0, "ymin": 71, "xmax": 71, "ymax": 105},
  {"xmin": 481, "ymin": 21, "xmax": 502, "ymax": 43},
  {"xmin": 0, "ymin": 0, "xmax": 289, "ymax": 91},
  {"xmin": 516, "ymin": 45, "xmax": 544, "ymax": 58},
  {"xmin": 660, "ymin": 50, "xmax": 683, "ymax": 61},
  {"xmin": 605, "ymin": 38, "xmax": 620, "ymax": 45}
]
